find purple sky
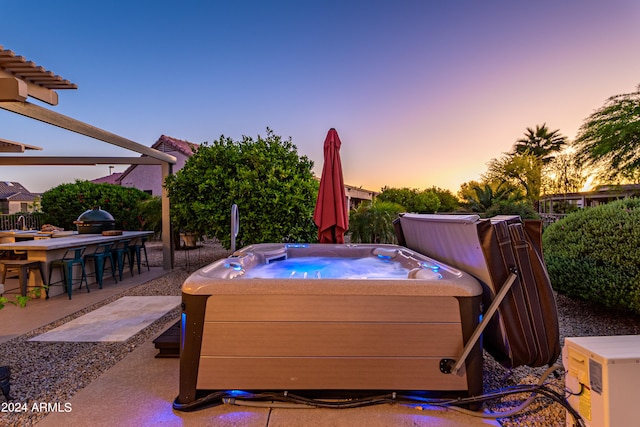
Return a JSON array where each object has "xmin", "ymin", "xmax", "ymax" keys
[{"xmin": 2, "ymin": 0, "xmax": 640, "ymax": 194}]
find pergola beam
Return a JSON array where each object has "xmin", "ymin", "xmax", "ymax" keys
[
  {"xmin": 0, "ymin": 101, "xmax": 177, "ymax": 164},
  {"xmin": 0, "ymin": 70, "xmax": 58, "ymax": 105},
  {"xmin": 0, "ymin": 137, "xmax": 42, "ymax": 152},
  {"xmin": 0, "ymin": 156, "xmax": 166, "ymax": 166},
  {"xmin": 1, "ymin": 46, "xmax": 176, "ymax": 270}
]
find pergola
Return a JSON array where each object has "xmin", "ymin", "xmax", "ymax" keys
[
  {"xmin": 0, "ymin": 45, "xmax": 175, "ymax": 269},
  {"xmin": 0, "ymin": 137, "xmax": 42, "ymax": 152}
]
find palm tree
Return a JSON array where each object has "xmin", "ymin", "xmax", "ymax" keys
[
  {"xmin": 462, "ymin": 181, "xmax": 516, "ymax": 213},
  {"xmin": 513, "ymin": 124, "xmax": 567, "ymax": 164}
]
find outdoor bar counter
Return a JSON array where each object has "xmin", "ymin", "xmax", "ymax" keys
[{"xmin": 0, "ymin": 230, "xmax": 153, "ymax": 298}]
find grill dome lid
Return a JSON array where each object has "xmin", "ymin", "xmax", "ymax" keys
[{"xmin": 77, "ymin": 207, "xmax": 115, "ymax": 222}]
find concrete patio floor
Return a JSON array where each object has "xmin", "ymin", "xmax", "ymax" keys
[{"xmin": 2, "ymin": 268, "xmax": 502, "ymax": 427}]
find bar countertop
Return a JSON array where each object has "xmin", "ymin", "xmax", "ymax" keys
[{"xmin": 0, "ymin": 230, "xmax": 153, "ymax": 251}]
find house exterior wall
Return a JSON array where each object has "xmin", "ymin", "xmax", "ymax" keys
[
  {"xmin": 0, "ymin": 201, "xmax": 34, "ymax": 214},
  {"xmin": 345, "ymin": 185, "xmax": 378, "ymax": 210},
  {"xmin": 119, "ymin": 151, "xmax": 190, "ymax": 196},
  {"xmin": 0, "ymin": 182, "xmax": 38, "ymax": 214},
  {"xmin": 10, "ymin": 201, "xmax": 30, "ymax": 214}
]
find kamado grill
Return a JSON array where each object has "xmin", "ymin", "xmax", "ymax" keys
[{"xmin": 74, "ymin": 207, "xmax": 116, "ymax": 234}]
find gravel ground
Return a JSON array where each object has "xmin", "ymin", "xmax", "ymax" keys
[
  {"xmin": 0, "ymin": 239, "xmax": 231, "ymax": 427},
  {"xmin": 483, "ymin": 292, "xmax": 640, "ymax": 426},
  {"xmin": 1, "ymin": 240, "xmax": 640, "ymax": 427}
]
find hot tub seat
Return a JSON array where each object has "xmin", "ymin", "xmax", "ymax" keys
[{"xmin": 177, "ymin": 243, "xmax": 484, "ymax": 408}]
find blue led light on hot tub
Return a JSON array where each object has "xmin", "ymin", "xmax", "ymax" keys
[
  {"xmin": 224, "ymin": 261, "xmax": 244, "ymax": 271},
  {"xmin": 420, "ymin": 261, "xmax": 440, "ymax": 272},
  {"xmin": 225, "ymin": 389, "xmax": 252, "ymax": 397},
  {"xmin": 180, "ymin": 312, "xmax": 187, "ymax": 349},
  {"xmin": 286, "ymin": 243, "xmax": 308, "ymax": 248},
  {"xmin": 376, "ymin": 254, "xmax": 395, "ymax": 264}
]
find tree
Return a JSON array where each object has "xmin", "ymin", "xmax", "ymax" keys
[
  {"xmin": 459, "ymin": 180, "xmax": 518, "ymax": 213},
  {"xmin": 164, "ymin": 129, "xmax": 319, "ymax": 249},
  {"xmin": 377, "ymin": 187, "xmax": 440, "ymax": 213},
  {"xmin": 426, "ymin": 186, "xmax": 460, "ymax": 212},
  {"xmin": 542, "ymin": 153, "xmax": 588, "ymax": 195},
  {"xmin": 573, "ymin": 87, "xmax": 640, "ymax": 181},
  {"xmin": 512, "ymin": 123, "xmax": 567, "ymax": 164},
  {"xmin": 485, "ymin": 152, "xmax": 542, "ymax": 204},
  {"xmin": 348, "ymin": 200, "xmax": 403, "ymax": 244},
  {"xmin": 41, "ymin": 180, "xmax": 152, "ymax": 231}
]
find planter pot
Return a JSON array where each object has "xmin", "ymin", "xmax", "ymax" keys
[{"xmin": 180, "ymin": 233, "xmax": 198, "ymax": 248}]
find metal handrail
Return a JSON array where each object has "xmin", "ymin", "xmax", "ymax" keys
[{"xmin": 230, "ymin": 204, "xmax": 239, "ymax": 252}]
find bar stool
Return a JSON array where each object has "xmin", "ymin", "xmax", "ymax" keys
[
  {"xmin": 0, "ymin": 260, "xmax": 45, "ymax": 297},
  {"xmin": 84, "ymin": 242, "xmax": 118, "ymax": 289},
  {"xmin": 111, "ymin": 239, "xmax": 133, "ymax": 281},
  {"xmin": 47, "ymin": 246, "xmax": 89, "ymax": 300},
  {"xmin": 129, "ymin": 236, "xmax": 150, "ymax": 274}
]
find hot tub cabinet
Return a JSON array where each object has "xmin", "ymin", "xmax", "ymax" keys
[{"xmin": 177, "ymin": 243, "xmax": 484, "ymax": 407}]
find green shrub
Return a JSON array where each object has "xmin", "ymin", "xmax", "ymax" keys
[
  {"xmin": 137, "ymin": 196, "xmax": 162, "ymax": 236},
  {"xmin": 542, "ymin": 198, "xmax": 640, "ymax": 314},
  {"xmin": 348, "ymin": 200, "xmax": 403, "ymax": 244},
  {"xmin": 41, "ymin": 180, "xmax": 152, "ymax": 231},
  {"xmin": 165, "ymin": 129, "xmax": 319, "ymax": 249},
  {"xmin": 426, "ymin": 186, "xmax": 460, "ymax": 212},
  {"xmin": 377, "ymin": 187, "xmax": 440, "ymax": 213},
  {"xmin": 484, "ymin": 200, "xmax": 539, "ymax": 219}
]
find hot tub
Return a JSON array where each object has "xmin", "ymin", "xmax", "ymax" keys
[{"xmin": 176, "ymin": 243, "xmax": 484, "ymax": 407}]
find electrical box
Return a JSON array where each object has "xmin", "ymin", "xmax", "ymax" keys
[{"xmin": 563, "ymin": 335, "xmax": 640, "ymax": 427}]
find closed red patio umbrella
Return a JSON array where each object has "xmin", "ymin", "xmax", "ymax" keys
[{"xmin": 313, "ymin": 128, "xmax": 348, "ymax": 243}]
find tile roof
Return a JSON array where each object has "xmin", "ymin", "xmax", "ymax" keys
[
  {"xmin": 152, "ymin": 135, "xmax": 199, "ymax": 157},
  {"xmin": 0, "ymin": 181, "xmax": 37, "ymax": 201},
  {"xmin": 92, "ymin": 135, "xmax": 198, "ymax": 183},
  {"xmin": 91, "ymin": 172, "xmax": 124, "ymax": 185}
]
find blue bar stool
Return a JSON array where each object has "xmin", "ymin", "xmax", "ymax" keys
[
  {"xmin": 84, "ymin": 242, "xmax": 118, "ymax": 289},
  {"xmin": 47, "ymin": 246, "xmax": 89, "ymax": 299},
  {"xmin": 111, "ymin": 239, "xmax": 133, "ymax": 281},
  {"xmin": 128, "ymin": 236, "xmax": 150, "ymax": 274}
]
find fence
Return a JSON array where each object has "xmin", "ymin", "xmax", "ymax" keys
[
  {"xmin": 539, "ymin": 213, "xmax": 568, "ymax": 228},
  {"xmin": 0, "ymin": 213, "xmax": 45, "ymax": 231}
]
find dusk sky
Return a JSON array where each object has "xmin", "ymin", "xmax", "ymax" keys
[{"xmin": 2, "ymin": 0, "xmax": 640, "ymax": 194}]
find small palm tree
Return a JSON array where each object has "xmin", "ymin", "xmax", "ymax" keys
[
  {"xmin": 513, "ymin": 124, "xmax": 567, "ymax": 164},
  {"xmin": 462, "ymin": 182, "xmax": 516, "ymax": 213}
]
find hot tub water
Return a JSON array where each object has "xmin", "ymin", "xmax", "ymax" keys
[{"xmin": 242, "ymin": 256, "xmax": 412, "ymax": 279}]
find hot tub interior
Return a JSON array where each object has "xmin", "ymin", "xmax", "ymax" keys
[{"xmin": 176, "ymin": 243, "xmax": 485, "ymax": 410}]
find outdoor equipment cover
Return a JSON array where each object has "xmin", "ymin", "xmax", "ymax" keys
[{"xmin": 395, "ymin": 214, "xmax": 561, "ymax": 369}]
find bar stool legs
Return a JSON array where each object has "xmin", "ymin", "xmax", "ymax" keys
[
  {"xmin": 111, "ymin": 239, "xmax": 133, "ymax": 281},
  {"xmin": 84, "ymin": 243, "xmax": 118, "ymax": 289},
  {"xmin": 0, "ymin": 260, "xmax": 45, "ymax": 297},
  {"xmin": 47, "ymin": 247, "xmax": 89, "ymax": 300},
  {"xmin": 129, "ymin": 237, "xmax": 150, "ymax": 274}
]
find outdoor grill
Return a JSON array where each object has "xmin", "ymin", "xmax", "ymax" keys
[{"xmin": 74, "ymin": 207, "xmax": 116, "ymax": 234}]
